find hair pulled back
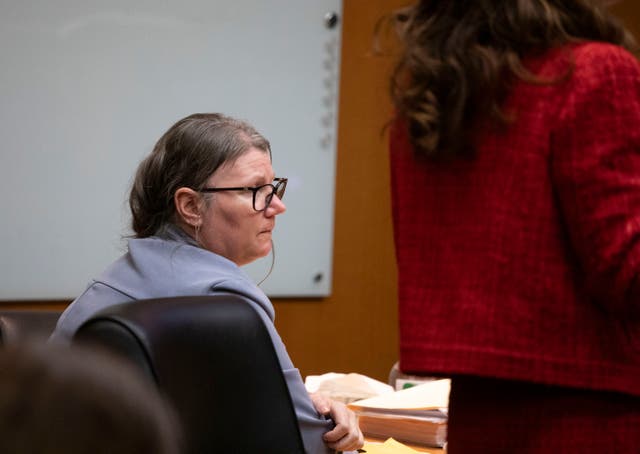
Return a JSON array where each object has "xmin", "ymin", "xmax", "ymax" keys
[
  {"xmin": 129, "ymin": 113, "xmax": 271, "ymax": 238},
  {"xmin": 390, "ymin": 0, "xmax": 637, "ymax": 158}
]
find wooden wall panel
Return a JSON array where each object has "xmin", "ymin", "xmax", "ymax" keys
[{"xmin": 610, "ymin": 1, "xmax": 640, "ymax": 37}]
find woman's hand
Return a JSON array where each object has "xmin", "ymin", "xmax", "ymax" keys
[{"xmin": 310, "ymin": 392, "xmax": 364, "ymax": 452}]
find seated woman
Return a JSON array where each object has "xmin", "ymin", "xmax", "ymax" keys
[{"xmin": 50, "ymin": 112, "xmax": 363, "ymax": 453}]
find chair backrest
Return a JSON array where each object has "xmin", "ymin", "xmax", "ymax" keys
[
  {"xmin": 0, "ymin": 310, "xmax": 62, "ymax": 346},
  {"xmin": 73, "ymin": 294, "xmax": 305, "ymax": 454}
]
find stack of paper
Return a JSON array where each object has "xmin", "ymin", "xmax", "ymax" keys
[
  {"xmin": 305, "ymin": 372, "xmax": 394, "ymax": 404},
  {"xmin": 348, "ymin": 379, "xmax": 450, "ymax": 448}
]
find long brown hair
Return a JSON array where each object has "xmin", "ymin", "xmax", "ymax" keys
[{"xmin": 390, "ymin": 0, "xmax": 637, "ymax": 158}]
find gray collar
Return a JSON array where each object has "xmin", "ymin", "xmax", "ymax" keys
[{"xmin": 156, "ymin": 224, "xmax": 199, "ymax": 247}]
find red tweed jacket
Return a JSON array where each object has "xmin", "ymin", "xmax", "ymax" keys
[{"xmin": 390, "ymin": 42, "xmax": 640, "ymax": 396}]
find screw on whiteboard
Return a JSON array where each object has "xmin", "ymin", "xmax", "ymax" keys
[
  {"xmin": 313, "ymin": 272, "xmax": 324, "ymax": 283},
  {"xmin": 324, "ymin": 12, "xmax": 339, "ymax": 29}
]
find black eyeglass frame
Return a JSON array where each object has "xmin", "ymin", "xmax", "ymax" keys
[{"xmin": 198, "ymin": 177, "xmax": 287, "ymax": 212}]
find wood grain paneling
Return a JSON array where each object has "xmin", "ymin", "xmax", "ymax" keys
[{"xmin": 610, "ymin": 1, "xmax": 640, "ymax": 37}]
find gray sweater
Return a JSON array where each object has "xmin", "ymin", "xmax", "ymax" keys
[{"xmin": 51, "ymin": 226, "xmax": 332, "ymax": 454}]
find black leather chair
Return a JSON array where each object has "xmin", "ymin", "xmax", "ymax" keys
[
  {"xmin": 0, "ymin": 310, "xmax": 62, "ymax": 345},
  {"xmin": 73, "ymin": 294, "xmax": 305, "ymax": 454}
]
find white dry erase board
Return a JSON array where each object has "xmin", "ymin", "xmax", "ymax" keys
[{"xmin": 0, "ymin": 0, "xmax": 342, "ymax": 300}]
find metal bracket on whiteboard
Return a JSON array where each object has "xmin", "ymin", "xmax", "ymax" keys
[{"xmin": 321, "ymin": 11, "xmax": 340, "ymax": 151}]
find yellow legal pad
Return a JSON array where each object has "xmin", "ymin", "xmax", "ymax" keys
[{"xmin": 362, "ymin": 437, "xmax": 439, "ymax": 454}]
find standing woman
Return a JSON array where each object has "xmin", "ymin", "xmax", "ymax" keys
[
  {"xmin": 52, "ymin": 113, "xmax": 363, "ymax": 454},
  {"xmin": 388, "ymin": 1, "xmax": 640, "ymax": 452}
]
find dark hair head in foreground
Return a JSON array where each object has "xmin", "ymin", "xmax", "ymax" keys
[{"xmin": 0, "ymin": 342, "xmax": 182, "ymax": 454}]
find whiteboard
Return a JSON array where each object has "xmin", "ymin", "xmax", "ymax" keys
[{"xmin": 0, "ymin": 0, "xmax": 342, "ymax": 299}]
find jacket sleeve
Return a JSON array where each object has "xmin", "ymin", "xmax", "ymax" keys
[
  {"xmin": 209, "ymin": 279, "xmax": 333, "ymax": 454},
  {"xmin": 551, "ymin": 44, "xmax": 640, "ymax": 317}
]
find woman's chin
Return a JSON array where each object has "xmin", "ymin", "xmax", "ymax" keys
[
  {"xmin": 242, "ymin": 246, "xmax": 272, "ymax": 266},
  {"xmin": 258, "ymin": 244, "xmax": 273, "ymax": 258}
]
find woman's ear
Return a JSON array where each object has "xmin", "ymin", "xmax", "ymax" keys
[{"xmin": 174, "ymin": 187, "xmax": 203, "ymax": 227}]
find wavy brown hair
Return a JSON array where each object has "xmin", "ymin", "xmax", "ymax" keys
[{"xmin": 390, "ymin": 0, "xmax": 637, "ymax": 158}]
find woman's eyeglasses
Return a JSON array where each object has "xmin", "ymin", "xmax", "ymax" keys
[{"xmin": 199, "ymin": 177, "xmax": 287, "ymax": 212}]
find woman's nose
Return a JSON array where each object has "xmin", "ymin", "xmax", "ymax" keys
[{"xmin": 266, "ymin": 194, "xmax": 286, "ymax": 216}]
